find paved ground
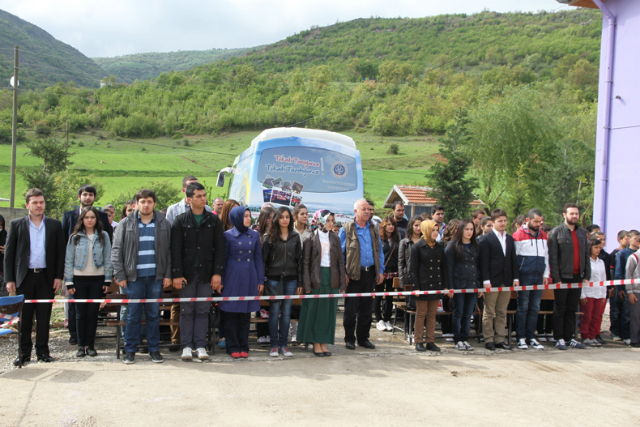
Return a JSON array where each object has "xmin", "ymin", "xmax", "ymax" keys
[{"xmin": 2, "ymin": 324, "xmax": 639, "ymax": 427}]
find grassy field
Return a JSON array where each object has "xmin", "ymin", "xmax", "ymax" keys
[{"xmin": 0, "ymin": 129, "xmax": 441, "ymax": 211}]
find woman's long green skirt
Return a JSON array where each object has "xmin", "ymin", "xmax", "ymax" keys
[{"xmin": 296, "ymin": 267, "xmax": 338, "ymax": 344}]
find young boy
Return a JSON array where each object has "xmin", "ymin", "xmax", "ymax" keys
[
  {"xmin": 613, "ymin": 230, "xmax": 639, "ymax": 345},
  {"xmin": 609, "ymin": 230, "xmax": 629, "ymax": 341}
]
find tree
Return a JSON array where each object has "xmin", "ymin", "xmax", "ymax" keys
[
  {"xmin": 426, "ymin": 109, "xmax": 477, "ymax": 221},
  {"xmin": 24, "ymin": 137, "xmax": 74, "ymax": 174}
]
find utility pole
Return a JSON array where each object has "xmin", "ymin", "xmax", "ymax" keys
[
  {"xmin": 9, "ymin": 46, "xmax": 18, "ymax": 208},
  {"xmin": 66, "ymin": 121, "xmax": 69, "ymax": 156}
]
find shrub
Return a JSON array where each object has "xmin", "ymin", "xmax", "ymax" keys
[{"xmin": 386, "ymin": 143, "xmax": 399, "ymax": 155}]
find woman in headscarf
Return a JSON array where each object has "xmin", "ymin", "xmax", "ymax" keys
[
  {"xmin": 297, "ymin": 210, "xmax": 346, "ymax": 356},
  {"xmin": 410, "ymin": 220, "xmax": 448, "ymax": 352},
  {"xmin": 219, "ymin": 206, "xmax": 264, "ymax": 359}
]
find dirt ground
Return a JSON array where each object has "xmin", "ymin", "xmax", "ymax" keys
[{"xmin": 2, "ymin": 315, "xmax": 640, "ymax": 427}]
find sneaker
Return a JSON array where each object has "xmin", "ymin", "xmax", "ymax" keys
[
  {"xmin": 595, "ymin": 334, "xmax": 605, "ymax": 344},
  {"xmin": 455, "ymin": 341, "xmax": 466, "ymax": 351},
  {"xmin": 239, "ymin": 352, "xmax": 249, "ymax": 358},
  {"xmin": 181, "ymin": 347, "xmax": 193, "ymax": 360},
  {"xmin": 376, "ymin": 320, "xmax": 386, "ymax": 331},
  {"xmin": 537, "ymin": 336, "xmax": 547, "ymax": 342},
  {"xmin": 556, "ymin": 339, "xmax": 567, "ymax": 350},
  {"xmin": 442, "ymin": 333, "xmax": 454, "ymax": 338},
  {"xmin": 217, "ymin": 338, "xmax": 227, "ymax": 349},
  {"xmin": 123, "ymin": 352, "xmax": 135, "ymax": 364},
  {"xmin": 150, "ymin": 351, "xmax": 164, "ymax": 363},
  {"xmin": 624, "ymin": 339, "xmax": 631, "ymax": 346},
  {"xmin": 444, "ymin": 337, "xmax": 454, "ymax": 342},
  {"xmin": 280, "ymin": 346, "xmax": 293, "ymax": 357},
  {"xmin": 463, "ymin": 341, "xmax": 474, "ymax": 351},
  {"xmin": 517, "ymin": 339, "xmax": 528, "ymax": 350},
  {"xmin": 257, "ymin": 336, "xmax": 270, "ymax": 344},
  {"xmin": 196, "ymin": 348, "xmax": 209, "ymax": 360},
  {"xmin": 548, "ymin": 337, "xmax": 557, "ymax": 343},
  {"xmin": 591, "ymin": 338, "xmax": 602, "ymax": 347},
  {"xmin": 385, "ymin": 321, "xmax": 393, "ymax": 331},
  {"xmin": 230, "ymin": 352, "xmax": 241, "ymax": 359},
  {"xmin": 529, "ymin": 339, "xmax": 544, "ymax": 350},
  {"xmin": 569, "ymin": 339, "xmax": 586, "ymax": 349},
  {"xmin": 611, "ymin": 335, "xmax": 622, "ymax": 341},
  {"xmin": 270, "ymin": 347, "xmax": 279, "ymax": 357},
  {"xmin": 583, "ymin": 338, "xmax": 597, "ymax": 347},
  {"xmin": 260, "ymin": 309, "xmax": 269, "ymax": 319}
]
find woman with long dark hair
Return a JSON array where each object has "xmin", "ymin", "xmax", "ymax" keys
[
  {"xmin": 262, "ymin": 207, "xmax": 303, "ymax": 357},
  {"xmin": 220, "ymin": 199, "xmax": 240, "ymax": 232},
  {"xmin": 120, "ymin": 200, "xmax": 136, "ymax": 222},
  {"xmin": 255, "ymin": 206, "xmax": 276, "ymax": 244},
  {"xmin": 219, "ymin": 206, "xmax": 264, "ymax": 358},
  {"xmin": 445, "ymin": 218, "xmax": 481, "ymax": 351},
  {"xmin": 297, "ymin": 210, "xmax": 346, "ymax": 356},
  {"xmin": 292, "ymin": 204, "xmax": 311, "ymax": 243},
  {"xmin": 410, "ymin": 220, "xmax": 448, "ymax": 352},
  {"xmin": 64, "ymin": 207, "xmax": 112, "ymax": 358},
  {"xmin": 398, "ymin": 215, "xmax": 423, "ymax": 315},
  {"xmin": 375, "ymin": 216, "xmax": 399, "ymax": 331}
]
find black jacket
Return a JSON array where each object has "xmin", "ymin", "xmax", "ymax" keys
[
  {"xmin": 599, "ymin": 249, "xmax": 612, "ymax": 281},
  {"xmin": 410, "ymin": 240, "xmax": 447, "ymax": 301},
  {"xmin": 479, "ymin": 231, "xmax": 519, "ymax": 287},
  {"xmin": 170, "ymin": 210, "xmax": 225, "ymax": 283},
  {"xmin": 62, "ymin": 208, "xmax": 113, "ymax": 244},
  {"xmin": 445, "ymin": 241, "xmax": 480, "ymax": 290},
  {"xmin": 262, "ymin": 231, "xmax": 303, "ymax": 284},
  {"xmin": 382, "ymin": 238, "xmax": 399, "ymax": 273},
  {"xmin": 548, "ymin": 223, "xmax": 591, "ymax": 282},
  {"xmin": 0, "ymin": 227, "xmax": 6, "ymax": 273},
  {"xmin": 4, "ymin": 216, "xmax": 65, "ymax": 288}
]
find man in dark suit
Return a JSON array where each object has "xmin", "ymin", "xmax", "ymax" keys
[
  {"xmin": 4, "ymin": 188, "xmax": 65, "ymax": 365},
  {"xmin": 479, "ymin": 208, "xmax": 519, "ymax": 351},
  {"xmin": 61, "ymin": 184, "xmax": 113, "ymax": 345}
]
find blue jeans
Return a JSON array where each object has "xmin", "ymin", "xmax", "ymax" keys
[
  {"xmin": 125, "ymin": 277, "xmax": 163, "ymax": 353},
  {"xmin": 516, "ymin": 275, "xmax": 543, "ymax": 340},
  {"xmin": 267, "ymin": 279, "xmax": 298, "ymax": 348},
  {"xmin": 452, "ymin": 292, "xmax": 478, "ymax": 343},
  {"xmin": 609, "ymin": 292, "xmax": 631, "ymax": 339}
]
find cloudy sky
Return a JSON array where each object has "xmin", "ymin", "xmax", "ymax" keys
[{"xmin": 2, "ymin": 0, "xmax": 575, "ymax": 58}]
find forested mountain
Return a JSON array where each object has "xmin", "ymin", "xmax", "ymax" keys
[
  {"xmin": 93, "ymin": 47, "xmax": 257, "ymax": 83},
  {"xmin": 0, "ymin": 8, "xmax": 105, "ymax": 89}
]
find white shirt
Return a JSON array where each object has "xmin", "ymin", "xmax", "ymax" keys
[
  {"xmin": 493, "ymin": 228, "xmax": 507, "ymax": 256},
  {"xmin": 582, "ymin": 257, "xmax": 607, "ymax": 299},
  {"xmin": 318, "ymin": 230, "xmax": 331, "ymax": 267},
  {"xmin": 28, "ymin": 216, "xmax": 46, "ymax": 268}
]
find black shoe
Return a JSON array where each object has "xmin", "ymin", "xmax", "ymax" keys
[
  {"xmin": 313, "ymin": 351, "xmax": 325, "ymax": 357},
  {"xmin": 86, "ymin": 348, "xmax": 98, "ymax": 357},
  {"xmin": 485, "ymin": 342, "xmax": 496, "ymax": 351},
  {"xmin": 169, "ymin": 343, "xmax": 180, "ymax": 352},
  {"xmin": 138, "ymin": 346, "xmax": 148, "ymax": 354},
  {"xmin": 69, "ymin": 338, "xmax": 78, "ymax": 345},
  {"xmin": 123, "ymin": 352, "xmax": 135, "ymax": 364},
  {"xmin": 426, "ymin": 342, "xmax": 441, "ymax": 352},
  {"xmin": 345, "ymin": 341, "xmax": 356, "ymax": 350},
  {"xmin": 76, "ymin": 347, "xmax": 86, "ymax": 358},
  {"xmin": 37, "ymin": 354, "xmax": 54, "ymax": 363},
  {"xmin": 13, "ymin": 355, "xmax": 31, "ymax": 366},
  {"xmin": 631, "ymin": 342, "xmax": 640, "ymax": 348},
  {"xmin": 149, "ymin": 351, "xmax": 164, "ymax": 363},
  {"xmin": 358, "ymin": 340, "xmax": 376, "ymax": 349},
  {"xmin": 323, "ymin": 352, "xmax": 332, "ymax": 357},
  {"xmin": 496, "ymin": 341, "xmax": 513, "ymax": 350},
  {"xmin": 595, "ymin": 334, "xmax": 606, "ymax": 344},
  {"xmin": 416, "ymin": 343, "xmax": 426, "ymax": 352}
]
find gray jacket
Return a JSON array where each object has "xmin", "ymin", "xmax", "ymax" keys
[
  {"xmin": 111, "ymin": 209, "xmax": 172, "ymax": 283},
  {"xmin": 625, "ymin": 252, "xmax": 640, "ymax": 295}
]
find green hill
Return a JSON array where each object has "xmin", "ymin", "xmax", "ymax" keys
[
  {"xmin": 0, "ymin": 9, "xmax": 105, "ymax": 89},
  {"xmin": 93, "ymin": 47, "xmax": 258, "ymax": 83}
]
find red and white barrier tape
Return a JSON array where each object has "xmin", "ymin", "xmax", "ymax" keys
[
  {"xmin": 20, "ymin": 279, "xmax": 637, "ymax": 304},
  {"xmin": 0, "ymin": 315, "xmax": 20, "ymax": 328}
]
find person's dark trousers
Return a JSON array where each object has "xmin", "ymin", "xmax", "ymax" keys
[
  {"xmin": 452, "ymin": 292, "xmax": 478, "ymax": 343},
  {"xmin": 343, "ymin": 268, "xmax": 375, "ymax": 344},
  {"xmin": 609, "ymin": 292, "xmax": 624, "ymax": 337},
  {"xmin": 17, "ymin": 270, "xmax": 54, "ymax": 357},
  {"xmin": 537, "ymin": 300, "xmax": 554, "ymax": 336},
  {"xmin": 439, "ymin": 295, "xmax": 453, "ymax": 334},
  {"xmin": 374, "ymin": 278, "xmax": 394, "ymax": 323},
  {"xmin": 68, "ymin": 294, "xmax": 77, "ymax": 342},
  {"xmin": 224, "ymin": 311, "xmax": 250, "ymax": 354},
  {"xmin": 179, "ymin": 273, "xmax": 212, "ymax": 350},
  {"xmin": 474, "ymin": 296, "xmax": 484, "ymax": 334},
  {"xmin": 74, "ymin": 280, "xmax": 105, "ymax": 348},
  {"xmin": 124, "ymin": 276, "xmax": 163, "ymax": 353},
  {"xmin": 516, "ymin": 274, "xmax": 543, "ymax": 341},
  {"xmin": 553, "ymin": 274, "xmax": 582, "ymax": 342}
]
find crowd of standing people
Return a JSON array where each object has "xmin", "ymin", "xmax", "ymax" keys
[{"xmin": 2, "ymin": 175, "xmax": 639, "ymax": 367}]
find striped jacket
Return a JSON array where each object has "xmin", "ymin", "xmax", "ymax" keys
[{"xmin": 513, "ymin": 225, "xmax": 549, "ymax": 278}]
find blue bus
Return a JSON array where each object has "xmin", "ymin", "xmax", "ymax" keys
[{"xmin": 216, "ymin": 128, "xmax": 363, "ymax": 221}]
